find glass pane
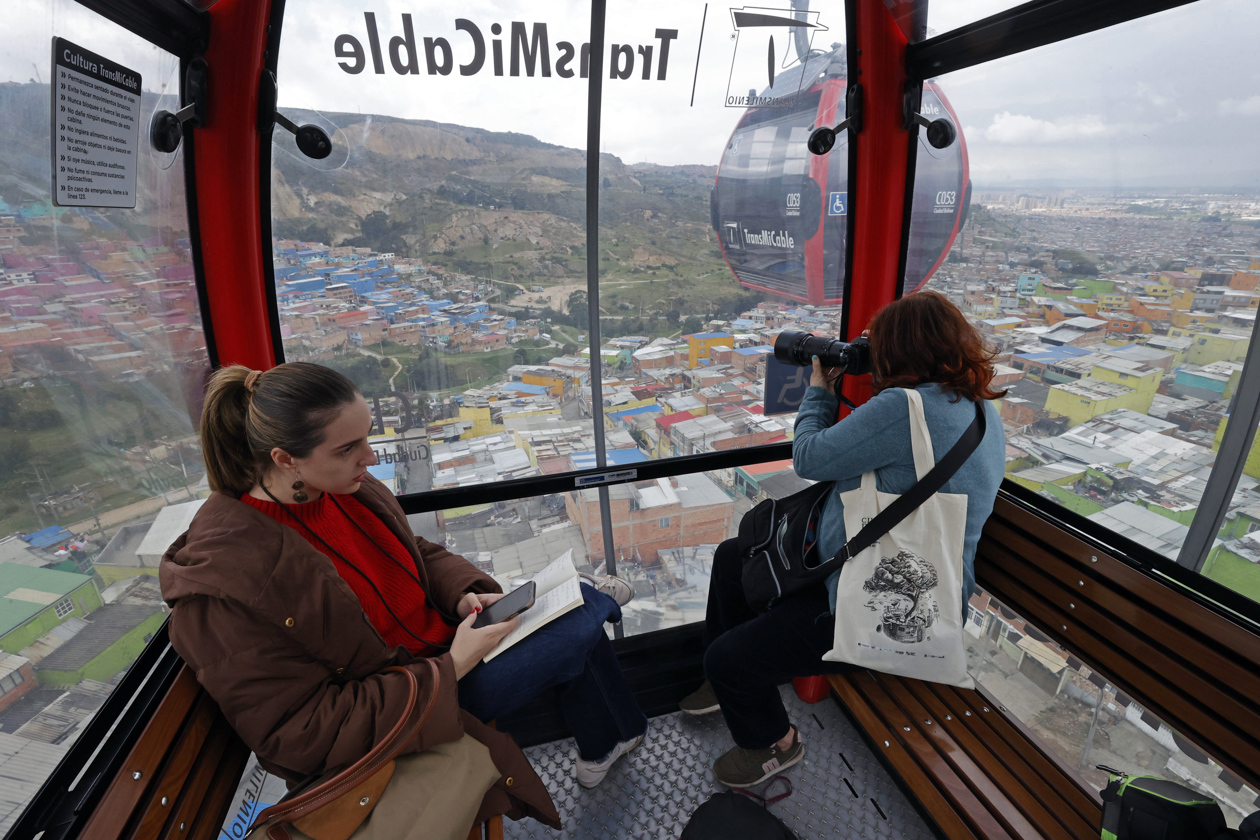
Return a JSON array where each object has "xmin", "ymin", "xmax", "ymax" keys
[
  {"xmin": 967, "ymin": 588, "xmax": 1255, "ymax": 829},
  {"xmin": 271, "ymin": 1, "xmax": 590, "ymax": 495},
  {"xmin": 911, "ymin": 0, "xmax": 1260, "ymax": 604},
  {"xmin": 590, "ymin": 1, "xmax": 869, "ymax": 465},
  {"xmin": 0, "ymin": 1, "xmax": 209, "ymax": 830},
  {"xmin": 402, "ymin": 462, "xmax": 800, "ymax": 639}
]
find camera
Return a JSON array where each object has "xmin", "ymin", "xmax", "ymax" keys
[{"xmin": 773, "ymin": 331, "xmax": 871, "ymax": 376}]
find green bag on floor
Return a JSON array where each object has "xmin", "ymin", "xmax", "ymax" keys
[{"xmin": 1099, "ymin": 767, "xmax": 1231, "ymax": 840}]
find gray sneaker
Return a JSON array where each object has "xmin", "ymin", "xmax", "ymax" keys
[
  {"xmin": 713, "ymin": 726, "xmax": 804, "ymax": 788},
  {"xmin": 679, "ymin": 680, "xmax": 721, "ymax": 716},
  {"xmin": 579, "ymin": 572, "xmax": 634, "ymax": 607}
]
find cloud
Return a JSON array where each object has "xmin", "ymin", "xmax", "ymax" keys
[
  {"xmin": 982, "ymin": 112, "xmax": 1115, "ymax": 144},
  {"xmin": 1219, "ymin": 96, "xmax": 1260, "ymax": 116}
]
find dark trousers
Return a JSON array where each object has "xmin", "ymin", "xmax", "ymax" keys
[
  {"xmin": 703, "ymin": 538, "xmax": 850, "ymax": 749},
  {"xmin": 459, "ymin": 584, "xmax": 647, "ymax": 761}
]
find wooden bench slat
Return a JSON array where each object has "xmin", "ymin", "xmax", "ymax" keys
[
  {"xmin": 979, "ymin": 561, "xmax": 1260, "ymax": 778},
  {"xmin": 988, "ymin": 498, "xmax": 1260, "ymax": 670},
  {"xmin": 127, "ymin": 692, "xmax": 220, "ymax": 840},
  {"xmin": 901, "ymin": 680, "xmax": 1096, "ymax": 840},
  {"xmin": 80, "ymin": 667, "xmax": 204, "ymax": 840},
  {"xmin": 979, "ymin": 541, "xmax": 1260, "ymax": 744},
  {"xmin": 158, "ymin": 716, "xmax": 234, "ymax": 840},
  {"xmin": 983, "ymin": 519, "xmax": 1260, "ymax": 698},
  {"xmin": 930, "ymin": 683, "xmax": 1101, "ymax": 829},
  {"xmin": 186, "ymin": 735, "xmax": 250, "ymax": 840},
  {"xmin": 849, "ymin": 672, "xmax": 1018, "ymax": 840},
  {"xmin": 877, "ymin": 675, "xmax": 1051, "ymax": 840},
  {"xmin": 829, "ymin": 674, "xmax": 982, "ymax": 840}
]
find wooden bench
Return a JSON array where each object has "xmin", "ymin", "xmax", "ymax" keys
[
  {"xmin": 826, "ymin": 491, "xmax": 1260, "ymax": 839},
  {"xmin": 28, "ymin": 648, "xmax": 501, "ymax": 840}
]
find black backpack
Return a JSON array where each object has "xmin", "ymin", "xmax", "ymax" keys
[
  {"xmin": 679, "ymin": 791, "xmax": 797, "ymax": 840},
  {"xmin": 1100, "ymin": 768, "xmax": 1259, "ymax": 840}
]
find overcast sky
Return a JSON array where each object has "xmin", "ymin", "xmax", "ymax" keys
[{"xmin": 5, "ymin": 0, "xmax": 1260, "ymax": 188}]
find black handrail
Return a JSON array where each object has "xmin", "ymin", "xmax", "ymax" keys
[
  {"xmin": 397, "ymin": 441, "xmax": 794, "ymax": 514},
  {"xmin": 72, "ymin": 0, "xmax": 208, "ymax": 58},
  {"xmin": 907, "ymin": 0, "xmax": 1200, "ymax": 80}
]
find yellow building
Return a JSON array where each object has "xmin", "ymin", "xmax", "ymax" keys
[
  {"xmin": 1187, "ymin": 332, "xmax": 1249, "ymax": 366},
  {"xmin": 1170, "ymin": 310, "xmax": 1212, "ymax": 329},
  {"xmin": 1088, "ymin": 358, "xmax": 1159, "ymax": 413},
  {"xmin": 457, "ymin": 404, "xmax": 495, "ymax": 439},
  {"xmin": 687, "ymin": 332, "xmax": 735, "ymax": 368},
  {"xmin": 521, "ymin": 371, "xmax": 568, "ymax": 397},
  {"xmin": 1168, "ymin": 289, "xmax": 1194, "ymax": 310},
  {"xmin": 1098, "ymin": 292, "xmax": 1127, "ymax": 308},
  {"xmin": 1141, "ymin": 283, "xmax": 1174, "ymax": 300},
  {"xmin": 1215, "ymin": 416, "xmax": 1260, "ymax": 479},
  {"xmin": 1044, "ymin": 378, "xmax": 1146, "ymax": 427}
]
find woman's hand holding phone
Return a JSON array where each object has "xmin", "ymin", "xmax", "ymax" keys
[
  {"xmin": 451, "ymin": 610, "xmax": 517, "ymax": 680},
  {"xmin": 456, "ymin": 591, "xmax": 504, "ymax": 619}
]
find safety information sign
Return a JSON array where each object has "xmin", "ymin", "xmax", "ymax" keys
[{"xmin": 51, "ymin": 37, "xmax": 141, "ymax": 208}]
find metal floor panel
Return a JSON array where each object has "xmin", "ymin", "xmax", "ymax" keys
[{"xmin": 504, "ymin": 685, "xmax": 937, "ymax": 840}]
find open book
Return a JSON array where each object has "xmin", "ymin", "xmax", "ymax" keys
[{"xmin": 482, "ymin": 550, "xmax": 584, "ymax": 662}]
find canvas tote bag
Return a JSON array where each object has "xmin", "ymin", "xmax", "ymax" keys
[
  {"xmin": 282, "ymin": 736, "xmax": 501, "ymax": 840},
  {"xmin": 250, "ymin": 663, "xmax": 501, "ymax": 840},
  {"xmin": 822, "ymin": 388, "xmax": 974, "ymax": 689}
]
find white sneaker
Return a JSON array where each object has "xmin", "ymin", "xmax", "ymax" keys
[
  {"xmin": 578, "ymin": 572, "xmax": 635, "ymax": 607},
  {"xmin": 575, "ymin": 734, "xmax": 644, "ymax": 788}
]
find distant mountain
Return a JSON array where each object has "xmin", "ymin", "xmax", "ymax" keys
[{"xmin": 273, "ymin": 109, "xmax": 720, "ymax": 286}]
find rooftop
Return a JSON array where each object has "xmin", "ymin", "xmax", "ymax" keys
[
  {"xmin": 1087, "ymin": 502, "xmax": 1190, "ymax": 559},
  {"xmin": 1050, "ymin": 377, "xmax": 1135, "ymax": 401},
  {"xmin": 35, "ymin": 604, "xmax": 159, "ymax": 672},
  {"xmin": 0, "ymin": 565, "xmax": 94, "ymax": 639}
]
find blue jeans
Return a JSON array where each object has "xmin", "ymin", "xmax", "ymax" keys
[{"xmin": 457, "ymin": 584, "xmax": 647, "ymax": 761}]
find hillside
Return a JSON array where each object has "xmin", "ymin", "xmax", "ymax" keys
[
  {"xmin": 0, "ymin": 81, "xmax": 757, "ymax": 319},
  {"xmin": 272, "ymin": 109, "xmax": 750, "ymax": 318}
]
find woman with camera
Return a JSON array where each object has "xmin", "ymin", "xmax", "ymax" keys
[{"xmin": 680, "ymin": 290, "xmax": 1007, "ymax": 788}]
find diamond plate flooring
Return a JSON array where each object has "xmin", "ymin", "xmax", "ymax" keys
[{"xmin": 503, "ymin": 685, "xmax": 936, "ymax": 840}]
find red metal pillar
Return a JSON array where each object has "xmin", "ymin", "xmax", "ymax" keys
[
  {"xmin": 796, "ymin": 0, "xmax": 913, "ymax": 706},
  {"xmin": 194, "ymin": 0, "xmax": 277, "ymax": 370},
  {"xmin": 837, "ymin": 0, "xmax": 913, "ymax": 413}
]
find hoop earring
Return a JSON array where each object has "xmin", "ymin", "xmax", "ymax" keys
[{"xmin": 291, "ymin": 479, "xmax": 309, "ymax": 503}]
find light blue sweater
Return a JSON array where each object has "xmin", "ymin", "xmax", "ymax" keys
[{"xmin": 792, "ymin": 383, "xmax": 1007, "ymax": 613}]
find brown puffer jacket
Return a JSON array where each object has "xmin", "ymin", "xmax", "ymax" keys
[{"xmin": 158, "ymin": 476, "xmax": 560, "ymax": 829}]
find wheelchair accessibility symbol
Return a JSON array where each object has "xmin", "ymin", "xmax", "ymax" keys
[{"xmin": 828, "ymin": 192, "xmax": 847, "ymax": 216}]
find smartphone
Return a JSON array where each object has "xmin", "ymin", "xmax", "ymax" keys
[{"xmin": 472, "ymin": 581, "xmax": 536, "ymax": 629}]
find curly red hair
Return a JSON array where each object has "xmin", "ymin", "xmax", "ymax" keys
[{"xmin": 867, "ymin": 290, "xmax": 1007, "ymax": 402}]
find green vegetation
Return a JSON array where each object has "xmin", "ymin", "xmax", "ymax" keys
[
  {"xmin": 326, "ymin": 346, "xmax": 555, "ymax": 399},
  {"xmin": 0, "ymin": 370, "xmax": 198, "ymax": 536},
  {"xmin": 1053, "ymin": 248, "xmax": 1099, "ymax": 276},
  {"xmin": 1203, "ymin": 549, "xmax": 1260, "ymax": 602}
]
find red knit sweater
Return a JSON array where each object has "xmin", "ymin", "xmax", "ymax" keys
[{"xmin": 241, "ymin": 493, "xmax": 457, "ymax": 655}]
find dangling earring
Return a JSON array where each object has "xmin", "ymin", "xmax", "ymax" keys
[{"xmin": 291, "ymin": 479, "xmax": 309, "ymax": 503}]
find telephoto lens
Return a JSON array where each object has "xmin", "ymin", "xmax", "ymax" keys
[{"xmin": 773, "ymin": 331, "xmax": 871, "ymax": 376}]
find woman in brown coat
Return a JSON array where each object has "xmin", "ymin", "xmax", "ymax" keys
[{"xmin": 160, "ymin": 363, "xmax": 648, "ymax": 832}]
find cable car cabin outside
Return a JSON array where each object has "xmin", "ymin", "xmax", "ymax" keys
[
  {"xmin": 711, "ymin": 49, "xmax": 967, "ymax": 304},
  {"xmin": 2, "ymin": 0, "xmax": 1260, "ymax": 838}
]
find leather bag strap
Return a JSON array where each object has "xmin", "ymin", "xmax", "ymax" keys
[
  {"xmin": 249, "ymin": 661, "xmax": 438, "ymax": 831},
  {"xmin": 833, "ymin": 399, "xmax": 986, "ymax": 565}
]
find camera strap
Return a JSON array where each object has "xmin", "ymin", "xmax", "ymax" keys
[{"xmin": 831, "ymin": 399, "xmax": 986, "ymax": 565}]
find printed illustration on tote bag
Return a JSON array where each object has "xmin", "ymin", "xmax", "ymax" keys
[{"xmin": 862, "ymin": 549, "xmax": 941, "ymax": 644}]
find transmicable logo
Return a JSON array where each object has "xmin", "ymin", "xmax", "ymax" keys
[
  {"xmin": 725, "ymin": 6, "xmax": 828, "ymax": 109},
  {"xmin": 743, "ymin": 228, "xmax": 795, "ymax": 249}
]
